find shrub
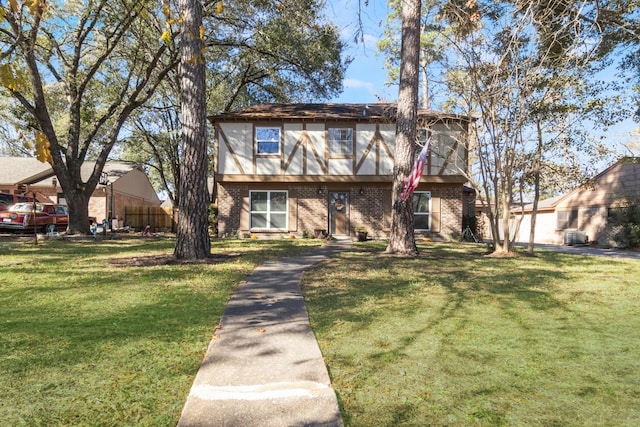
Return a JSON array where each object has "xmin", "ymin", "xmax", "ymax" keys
[
  {"xmin": 606, "ymin": 203, "xmax": 640, "ymax": 248},
  {"xmin": 208, "ymin": 204, "xmax": 218, "ymax": 235}
]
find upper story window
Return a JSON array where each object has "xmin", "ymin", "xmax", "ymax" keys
[
  {"xmin": 415, "ymin": 127, "xmax": 431, "ymax": 157},
  {"xmin": 427, "ymin": 129, "xmax": 466, "ymax": 176},
  {"xmin": 328, "ymin": 128, "xmax": 353, "ymax": 155},
  {"xmin": 256, "ymin": 127, "xmax": 281, "ymax": 155},
  {"xmin": 417, "ymin": 128, "xmax": 431, "ymax": 147}
]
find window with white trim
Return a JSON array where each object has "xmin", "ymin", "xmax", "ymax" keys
[
  {"xmin": 416, "ymin": 128, "xmax": 430, "ymax": 148},
  {"xmin": 413, "ymin": 191, "xmax": 431, "ymax": 230},
  {"xmin": 328, "ymin": 128, "xmax": 353, "ymax": 155},
  {"xmin": 256, "ymin": 127, "xmax": 281, "ymax": 154},
  {"xmin": 415, "ymin": 128, "xmax": 431, "ymax": 171},
  {"xmin": 250, "ymin": 191, "xmax": 288, "ymax": 230}
]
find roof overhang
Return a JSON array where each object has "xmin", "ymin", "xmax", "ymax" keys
[
  {"xmin": 215, "ymin": 174, "xmax": 467, "ymax": 184},
  {"xmin": 209, "ymin": 103, "xmax": 475, "ymax": 124},
  {"xmin": 17, "ymin": 169, "xmax": 56, "ymax": 185}
]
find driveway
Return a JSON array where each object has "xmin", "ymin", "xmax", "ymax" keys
[{"xmin": 514, "ymin": 242, "xmax": 640, "ymax": 260}]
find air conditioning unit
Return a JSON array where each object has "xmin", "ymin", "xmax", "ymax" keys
[{"xmin": 564, "ymin": 230, "xmax": 588, "ymax": 246}]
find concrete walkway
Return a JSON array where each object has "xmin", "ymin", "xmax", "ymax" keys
[{"xmin": 177, "ymin": 238, "xmax": 351, "ymax": 427}]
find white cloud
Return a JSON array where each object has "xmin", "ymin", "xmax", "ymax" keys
[
  {"xmin": 362, "ymin": 33, "xmax": 379, "ymax": 46},
  {"xmin": 343, "ymin": 79, "xmax": 375, "ymax": 90}
]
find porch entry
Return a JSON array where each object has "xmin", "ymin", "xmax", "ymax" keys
[{"xmin": 329, "ymin": 192, "xmax": 349, "ymax": 235}]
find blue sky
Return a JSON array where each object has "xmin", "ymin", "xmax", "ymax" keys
[
  {"xmin": 323, "ymin": 0, "xmax": 639, "ymax": 155},
  {"xmin": 324, "ymin": 0, "xmax": 396, "ymax": 103}
]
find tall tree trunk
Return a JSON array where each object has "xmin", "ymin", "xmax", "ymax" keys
[
  {"xmin": 420, "ymin": 55, "xmax": 429, "ymax": 109},
  {"xmin": 528, "ymin": 120, "xmax": 543, "ymax": 254},
  {"xmin": 64, "ymin": 188, "xmax": 91, "ymax": 234},
  {"xmin": 174, "ymin": 0, "xmax": 211, "ymax": 259},
  {"xmin": 385, "ymin": 0, "xmax": 421, "ymax": 256},
  {"xmin": 499, "ymin": 191, "xmax": 511, "ymax": 253}
]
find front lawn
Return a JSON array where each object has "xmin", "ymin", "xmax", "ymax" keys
[
  {"xmin": 0, "ymin": 237, "xmax": 321, "ymax": 426},
  {"xmin": 303, "ymin": 242, "xmax": 640, "ymax": 426},
  {"xmin": 4, "ymin": 237, "xmax": 638, "ymax": 426}
]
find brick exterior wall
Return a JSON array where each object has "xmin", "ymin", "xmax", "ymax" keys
[
  {"xmin": 217, "ymin": 184, "xmax": 243, "ymax": 236},
  {"xmin": 433, "ymin": 184, "xmax": 464, "ymax": 239},
  {"xmin": 295, "ymin": 185, "xmax": 329, "ymax": 232},
  {"xmin": 217, "ymin": 182, "xmax": 465, "ymax": 240},
  {"xmin": 349, "ymin": 186, "xmax": 386, "ymax": 238}
]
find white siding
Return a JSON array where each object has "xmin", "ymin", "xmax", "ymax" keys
[
  {"xmin": 219, "ymin": 123, "xmax": 252, "ymax": 175},
  {"xmin": 379, "ymin": 124, "xmax": 396, "ymax": 176},
  {"xmin": 431, "ymin": 123, "xmax": 466, "ymax": 176},
  {"xmin": 218, "ymin": 121, "xmax": 464, "ymax": 179},
  {"xmin": 356, "ymin": 124, "xmax": 376, "ymax": 175},
  {"xmin": 306, "ymin": 124, "xmax": 326, "ymax": 176},
  {"xmin": 256, "ymin": 158, "xmax": 280, "ymax": 175},
  {"xmin": 284, "ymin": 123, "xmax": 304, "ymax": 175},
  {"xmin": 328, "ymin": 158, "xmax": 352, "ymax": 175}
]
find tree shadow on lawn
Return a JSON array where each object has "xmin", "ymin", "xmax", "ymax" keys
[
  {"xmin": 304, "ymin": 243, "xmax": 637, "ymax": 425},
  {"xmin": 304, "ymin": 242, "xmax": 631, "ymax": 371},
  {"xmin": 1, "ymin": 283, "xmax": 224, "ymax": 425},
  {"xmin": 2, "ymin": 239, "xmax": 325, "ymax": 374},
  {"xmin": 305, "ymin": 243, "xmax": 584, "ymax": 332},
  {"xmin": 2, "ymin": 286, "xmax": 229, "ymax": 373}
]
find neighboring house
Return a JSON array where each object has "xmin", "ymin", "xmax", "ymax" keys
[
  {"xmin": 0, "ymin": 156, "xmax": 52, "ymax": 196},
  {"xmin": 511, "ymin": 157, "xmax": 640, "ymax": 245},
  {"xmin": 0, "ymin": 157, "xmax": 160, "ymax": 229},
  {"xmin": 210, "ymin": 103, "xmax": 473, "ymax": 239}
]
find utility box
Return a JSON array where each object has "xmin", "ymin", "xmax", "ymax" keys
[{"xmin": 564, "ymin": 230, "xmax": 588, "ymax": 246}]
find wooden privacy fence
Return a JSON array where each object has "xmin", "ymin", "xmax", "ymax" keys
[{"xmin": 125, "ymin": 206, "xmax": 176, "ymax": 232}]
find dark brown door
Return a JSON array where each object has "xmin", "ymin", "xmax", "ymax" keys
[{"xmin": 329, "ymin": 192, "xmax": 349, "ymax": 235}]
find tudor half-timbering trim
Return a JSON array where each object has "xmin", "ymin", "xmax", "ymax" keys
[
  {"xmin": 214, "ymin": 121, "xmax": 468, "ymax": 180},
  {"xmin": 211, "ymin": 103, "xmax": 473, "ymax": 241}
]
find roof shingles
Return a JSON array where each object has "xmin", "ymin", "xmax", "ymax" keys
[
  {"xmin": 209, "ymin": 103, "xmax": 472, "ymax": 122},
  {"xmin": 0, "ymin": 157, "xmax": 138, "ymax": 186},
  {"xmin": 0, "ymin": 157, "xmax": 52, "ymax": 185}
]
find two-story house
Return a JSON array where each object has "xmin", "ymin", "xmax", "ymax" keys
[{"xmin": 210, "ymin": 103, "xmax": 472, "ymax": 240}]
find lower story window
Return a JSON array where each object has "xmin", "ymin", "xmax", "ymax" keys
[
  {"xmin": 557, "ymin": 209, "xmax": 578, "ymax": 230},
  {"xmin": 250, "ymin": 190, "xmax": 288, "ymax": 230},
  {"xmin": 413, "ymin": 191, "xmax": 431, "ymax": 230}
]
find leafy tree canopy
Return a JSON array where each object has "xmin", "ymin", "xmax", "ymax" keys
[
  {"xmin": 0, "ymin": 0, "xmax": 179, "ymax": 233},
  {"xmin": 119, "ymin": 0, "xmax": 346, "ymax": 205}
]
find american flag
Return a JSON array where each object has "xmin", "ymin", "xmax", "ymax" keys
[{"xmin": 400, "ymin": 139, "xmax": 430, "ymax": 202}]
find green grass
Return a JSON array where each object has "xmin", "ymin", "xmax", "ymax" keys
[
  {"xmin": 303, "ymin": 242, "xmax": 640, "ymax": 427},
  {"xmin": 0, "ymin": 236, "xmax": 321, "ymax": 426},
  {"xmin": 4, "ymin": 238, "xmax": 639, "ymax": 426}
]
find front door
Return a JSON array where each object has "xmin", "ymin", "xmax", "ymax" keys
[{"xmin": 329, "ymin": 192, "xmax": 349, "ymax": 235}]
